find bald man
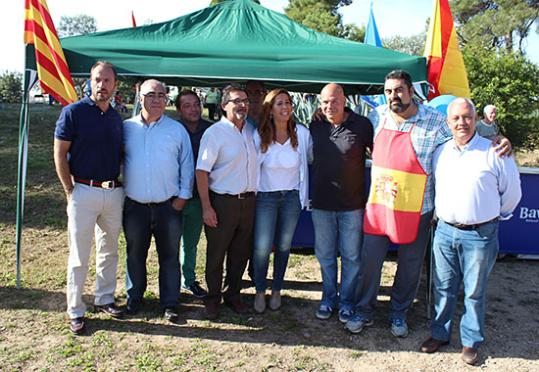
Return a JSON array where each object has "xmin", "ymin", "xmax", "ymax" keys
[{"xmin": 310, "ymin": 83, "xmax": 374, "ymax": 323}]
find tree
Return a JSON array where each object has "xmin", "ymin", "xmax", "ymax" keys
[
  {"xmin": 0, "ymin": 71, "xmax": 22, "ymax": 104},
  {"xmin": 383, "ymin": 33, "xmax": 426, "ymax": 55},
  {"xmin": 285, "ymin": 0, "xmax": 360, "ymax": 41},
  {"xmin": 464, "ymin": 48, "xmax": 539, "ymax": 149},
  {"xmin": 450, "ymin": 0, "xmax": 539, "ymax": 54},
  {"xmin": 57, "ymin": 15, "xmax": 97, "ymax": 38}
]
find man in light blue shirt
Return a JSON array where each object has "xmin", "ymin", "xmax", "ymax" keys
[
  {"xmin": 123, "ymin": 79, "xmax": 194, "ymax": 322},
  {"xmin": 420, "ymin": 98, "xmax": 521, "ymax": 365}
]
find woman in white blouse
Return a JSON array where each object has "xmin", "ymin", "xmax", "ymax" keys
[{"xmin": 252, "ymin": 88, "xmax": 312, "ymax": 313}]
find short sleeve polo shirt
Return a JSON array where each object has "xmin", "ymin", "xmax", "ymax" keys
[
  {"xmin": 54, "ymin": 97, "xmax": 123, "ymax": 181},
  {"xmin": 310, "ymin": 112, "xmax": 374, "ymax": 211}
]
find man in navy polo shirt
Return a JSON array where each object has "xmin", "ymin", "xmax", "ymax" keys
[{"xmin": 54, "ymin": 61, "xmax": 125, "ymax": 335}]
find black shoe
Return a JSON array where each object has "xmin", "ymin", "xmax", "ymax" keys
[
  {"xmin": 164, "ymin": 307, "xmax": 179, "ymax": 322},
  {"xmin": 186, "ymin": 281, "xmax": 208, "ymax": 299},
  {"xmin": 126, "ymin": 301, "xmax": 141, "ymax": 316},
  {"xmin": 69, "ymin": 317, "xmax": 86, "ymax": 335},
  {"xmin": 95, "ymin": 303, "xmax": 124, "ymax": 318}
]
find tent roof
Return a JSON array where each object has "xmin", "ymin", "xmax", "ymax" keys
[{"xmin": 31, "ymin": 0, "xmax": 427, "ymax": 94}]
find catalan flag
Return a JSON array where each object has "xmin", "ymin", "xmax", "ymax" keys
[
  {"xmin": 424, "ymin": 0, "xmax": 470, "ymax": 100},
  {"xmin": 24, "ymin": 0, "xmax": 77, "ymax": 106}
]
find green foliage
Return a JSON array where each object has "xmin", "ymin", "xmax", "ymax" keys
[
  {"xmin": 0, "ymin": 71, "xmax": 22, "ymax": 104},
  {"xmin": 450, "ymin": 0, "xmax": 539, "ymax": 53},
  {"xmin": 383, "ymin": 33, "xmax": 426, "ymax": 55},
  {"xmin": 286, "ymin": 0, "xmax": 341, "ymax": 36},
  {"xmin": 286, "ymin": 0, "xmax": 361, "ymax": 41},
  {"xmin": 57, "ymin": 14, "xmax": 97, "ymax": 38},
  {"xmin": 464, "ymin": 48, "xmax": 539, "ymax": 149},
  {"xmin": 339, "ymin": 23, "xmax": 365, "ymax": 42}
]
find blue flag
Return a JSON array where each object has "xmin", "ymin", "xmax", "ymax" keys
[{"xmin": 364, "ymin": 2, "xmax": 382, "ymax": 47}]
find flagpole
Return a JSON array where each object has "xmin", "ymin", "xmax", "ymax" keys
[{"xmin": 15, "ymin": 45, "xmax": 33, "ymax": 289}]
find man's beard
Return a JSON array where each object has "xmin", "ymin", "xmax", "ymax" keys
[{"xmin": 389, "ymin": 98, "xmax": 411, "ymax": 113}]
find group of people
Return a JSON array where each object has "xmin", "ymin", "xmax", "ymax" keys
[{"xmin": 54, "ymin": 61, "xmax": 521, "ymax": 366}]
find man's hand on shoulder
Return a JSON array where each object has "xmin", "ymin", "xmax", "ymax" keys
[
  {"xmin": 493, "ymin": 135, "xmax": 512, "ymax": 157},
  {"xmin": 311, "ymin": 108, "xmax": 324, "ymax": 122}
]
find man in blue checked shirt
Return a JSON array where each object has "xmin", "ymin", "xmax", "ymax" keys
[
  {"xmin": 123, "ymin": 79, "xmax": 194, "ymax": 322},
  {"xmin": 346, "ymin": 70, "xmax": 512, "ymax": 339}
]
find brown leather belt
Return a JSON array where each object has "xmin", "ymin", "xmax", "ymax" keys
[
  {"xmin": 212, "ymin": 191, "xmax": 255, "ymax": 200},
  {"xmin": 444, "ymin": 217, "xmax": 498, "ymax": 231},
  {"xmin": 74, "ymin": 177, "xmax": 122, "ymax": 189}
]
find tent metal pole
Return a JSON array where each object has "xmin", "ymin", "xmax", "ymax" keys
[{"xmin": 15, "ymin": 58, "xmax": 32, "ymax": 289}]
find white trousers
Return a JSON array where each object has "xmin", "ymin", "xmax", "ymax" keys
[{"xmin": 66, "ymin": 183, "xmax": 124, "ymax": 319}]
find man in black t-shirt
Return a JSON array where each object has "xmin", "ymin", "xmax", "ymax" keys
[{"xmin": 310, "ymin": 83, "xmax": 374, "ymax": 323}]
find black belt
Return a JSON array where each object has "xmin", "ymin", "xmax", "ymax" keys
[
  {"xmin": 444, "ymin": 218, "xmax": 498, "ymax": 231},
  {"xmin": 212, "ymin": 191, "xmax": 255, "ymax": 200},
  {"xmin": 74, "ymin": 177, "xmax": 122, "ymax": 189},
  {"xmin": 127, "ymin": 196, "xmax": 173, "ymax": 207}
]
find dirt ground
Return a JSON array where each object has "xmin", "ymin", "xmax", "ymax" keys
[{"xmin": 1, "ymin": 224, "xmax": 538, "ymax": 371}]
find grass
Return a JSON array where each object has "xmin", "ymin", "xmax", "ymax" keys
[{"xmin": 0, "ymin": 103, "xmax": 538, "ymax": 371}]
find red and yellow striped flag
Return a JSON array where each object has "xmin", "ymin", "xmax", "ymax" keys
[
  {"xmin": 24, "ymin": 0, "xmax": 77, "ymax": 106},
  {"xmin": 424, "ymin": 0, "xmax": 470, "ymax": 100}
]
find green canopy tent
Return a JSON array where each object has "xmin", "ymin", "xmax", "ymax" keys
[
  {"xmin": 26, "ymin": 0, "xmax": 426, "ymax": 94},
  {"xmin": 16, "ymin": 0, "xmax": 428, "ymax": 287}
]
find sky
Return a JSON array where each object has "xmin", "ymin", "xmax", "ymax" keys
[{"xmin": 2, "ymin": 0, "xmax": 537, "ymax": 72}]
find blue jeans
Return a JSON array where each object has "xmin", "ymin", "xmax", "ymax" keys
[
  {"xmin": 355, "ymin": 211, "xmax": 433, "ymax": 321},
  {"xmin": 124, "ymin": 197, "xmax": 182, "ymax": 309},
  {"xmin": 311, "ymin": 208, "xmax": 364, "ymax": 311},
  {"xmin": 431, "ymin": 220, "xmax": 499, "ymax": 349},
  {"xmin": 253, "ymin": 190, "xmax": 302, "ymax": 292}
]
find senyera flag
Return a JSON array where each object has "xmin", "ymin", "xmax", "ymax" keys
[
  {"xmin": 424, "ymin": 0, "xmax": 470, "ymax": 100},
  {"xmin": 24, "ymin": 0, "xmax": 77, "ymax": 106}
]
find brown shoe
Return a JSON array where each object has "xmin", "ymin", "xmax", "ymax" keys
[
  {"xmin": 69, "ymin": 317, "xmax": 86, "ymax": 335},
  {"xmin": 461, "ymin": 347, "xmax": 479, "ymax": 365},
  {"xmin": 224, "ymin": 298, "xmax": 248, "ymax": 314},
  {"xmin": 204, "ymin": 300, "xmax": 220, "ymax": 320},
  {"xmin": 420, "ymin": 337, "xmax": 449, "ymax": 353}
]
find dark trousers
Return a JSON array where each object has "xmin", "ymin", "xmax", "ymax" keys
[
  {"xmin": 124, "ymin": 197, "xmax": 182, "ymax": 309},
  {"xmin": 207, "ymin": 104, "xmax": 217, "ymax": 121},
  {"xmin": 204, "ymin": 192, "xmax": 255, "ymax": 303}
]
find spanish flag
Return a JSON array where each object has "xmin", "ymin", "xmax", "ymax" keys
[
  {"xmin": 424, "ymin": 0, "xmax": 470, "ymax": 100},
  {"xmin": 24, "ymin": 0, "xmax": 77, "ymax": 106}
]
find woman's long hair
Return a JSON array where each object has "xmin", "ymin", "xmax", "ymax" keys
[{"xmin": 258, "ymin": 89, "xmax": 298, "ymax": 153}]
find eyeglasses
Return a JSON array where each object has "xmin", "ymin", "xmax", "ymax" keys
[
  {"xmin": 226, "ymin": 98, "xmax": 250, "ymax": 105},
  {"xmin": 143, "ymin": 92, "xmax": 167, "ymax": 101}
]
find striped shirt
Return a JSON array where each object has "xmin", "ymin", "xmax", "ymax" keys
[{"xmin": 368, "ymin": 103, "xmax": 451, "ymax": 214}]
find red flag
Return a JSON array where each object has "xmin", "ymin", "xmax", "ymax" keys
[
  {"xmin": 131, "ymin": 11, "xmax": 137, "ymax": 28},
  {"xmin": 424, "ymin": 0, "xmax": 470, "ymax": 100},
  {"xmin": 24, "ymin": 0, "xmax": 77, "ymax": 106}
]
